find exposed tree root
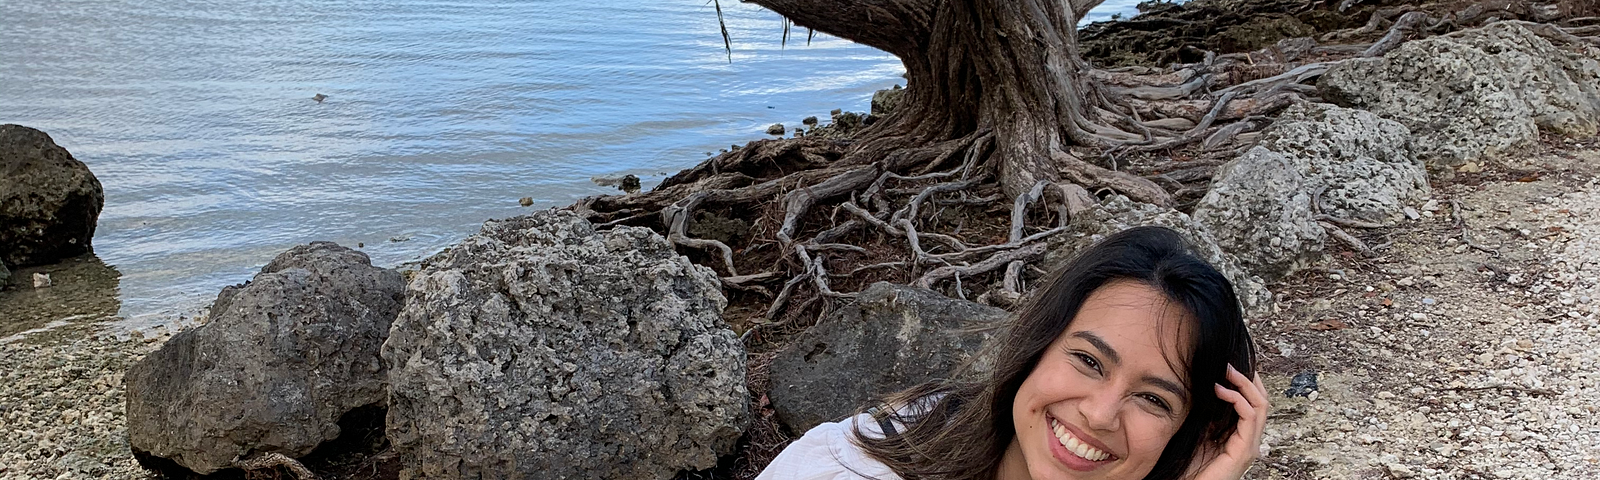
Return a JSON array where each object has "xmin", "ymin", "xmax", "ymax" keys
[{"xmin": 236, "ymin": 453, "xmax": 319, "ymax": 480}]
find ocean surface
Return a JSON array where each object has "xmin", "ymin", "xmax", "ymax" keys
[{"xmin": 0, "ymin": 0, "xmax": 1151, "ymax": 331}]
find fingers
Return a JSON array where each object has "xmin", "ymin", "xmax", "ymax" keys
[
  {"xmin": 1226, "ymin": 364, "xmax": 1270, "ymax": 411},
  {"xmin": 1213, "ymin": 382, "xmax": 1255, "ymax": 423}
]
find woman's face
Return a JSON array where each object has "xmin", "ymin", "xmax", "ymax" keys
[{"xmin": 1007, "ymin": 280, "xmax": 1194, "ymax": 480}]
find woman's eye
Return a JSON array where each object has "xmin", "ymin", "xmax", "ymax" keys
[
  {"xmin": 1072, "ymin": 352, "xmax": 1101, "ymax": 373},
  {"xmin": 1138, "ymin": 393, "xmax": 1172, "ymax": 413}
]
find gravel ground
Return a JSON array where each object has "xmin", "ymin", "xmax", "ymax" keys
[
  {"xmin": 0, "ymin": 330, "xmax": 160, "ymax": 480},
  {"xmin": 1249, "ymin": 147, "xmax": 1600, "ymax": 479},
  {"xmin": 1, "ymin": 147, "xmax": 1594, "ymax": 480}
]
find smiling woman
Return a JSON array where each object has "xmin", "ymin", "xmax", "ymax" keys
[{"xmin": 756, "ymin": 226, "xmax": 1268, "ymax": 480}]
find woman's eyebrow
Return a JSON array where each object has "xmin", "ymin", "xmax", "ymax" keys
[
  {"xmin": 1142, "ymin": 375, "xmax": 1190, "ymax": 403},
  {"xmin": 1069, "ymin": 331, "xmax": 1121, "ymax": 365}
]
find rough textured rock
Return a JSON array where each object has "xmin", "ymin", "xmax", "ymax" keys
[
  {"xmin": 0, "ymin": 261, "xmax": 10, "ymax": 288},
  {"xmin": 871, "ymin": 84, "xmax": 906, "ymax": 116},
  {"xmin": 383, "ymin": 210, "xmax": 746, "ymax": 480},
  {"xmin": 125, "ymin": 242, "xmax": 404, "ymax": 475},
  {"xmin": 0, "ymin": 124, "xmax": 104, "ymax": 267},
  {"xmin": 767, "ymin": 282, "xmax": 1003, "ymax": 433},
  {"xmin": 1046, "ymin": 195, "xmax": 1274, "ymax": 314},
  {"xmin": 1193, "ymin": 147, "xmax": 1327, "ymax": 282},
  {"xmin": 1194, "ymin": 103, "xmax": 1427, "ymax": 281},
  {"xmin": 1319, "ymin": 22, "xmax": 1600, "ymax": 165},
  {"xmin": 1257, "ymin": 103, "xmax": 1429, "ymax": 225}
]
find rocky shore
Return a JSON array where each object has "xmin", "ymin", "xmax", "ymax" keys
[
  {"xmin": 0, "ymin": 332, "xmax": 157, "ymax": 480},
  {"xmin": 3, "ymin": 3, "xmax": 1600, "ymax": 480}
]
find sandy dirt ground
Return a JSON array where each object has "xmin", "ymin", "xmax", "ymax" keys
[{"xmin": 1249, "ymin": 144, "xmax": 1600, "ymax": 479}]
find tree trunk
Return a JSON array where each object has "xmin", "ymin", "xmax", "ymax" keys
[{"xmin": 746, "ymin": 0, "xmax": 1166, "ymax": 203}]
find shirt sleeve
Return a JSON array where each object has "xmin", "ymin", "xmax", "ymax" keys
[{"xmin": 753, "ymin": 413, "xmax": 899, "ymax": 480}]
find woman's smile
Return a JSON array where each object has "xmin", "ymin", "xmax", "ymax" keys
[{"xmin": 1047, "ymin": 414, "xmax": 1117, "ymax": 470}]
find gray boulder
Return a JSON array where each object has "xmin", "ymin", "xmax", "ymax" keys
[
  {"xmin": 1256, "ymin": 103, "xmax": 1429, "ymax": 225},
  {"xmin": 767, "ymin": 282, "xmax": 1003, "ymax": 433},
  {"xmin": 1193, "ymin": 103, "xmax": 1426, "ymax": 281},
  {"xmin": 1045, "ymin": 195, "xmax": 1273, "ymax": 314},
  {"xmin": 1319, "ymin": 21, "xmax": 1600, "ymax": 166},
  {"xmin": 0, "ymin": 124, "xmax": 104, "ymax": 267},
  {"xmin": 382, "ymin": 210, "xmax": 746, "ymax": 480},
  {"xmin": 126, "ymin": 242, "xmax": 404, "ymax": 474},
  {"xmin": 1192, "ymin": 147, "xmax": 1325, "ymax": 282}
]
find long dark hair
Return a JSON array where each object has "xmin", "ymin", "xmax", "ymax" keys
[{"xmin": 853, "ymin": 226, "xmax": 1257, "ymax": 479}]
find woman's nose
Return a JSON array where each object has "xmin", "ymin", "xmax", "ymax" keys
[{"xmin": 1079, "ymin": 389, "xmax": 1121, "ymax": 432}]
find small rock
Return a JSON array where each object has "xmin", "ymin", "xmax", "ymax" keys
[
  {"xmin": 619, "ymin": 174, "xmax": 641, "ymax": 194},
  {"xmin": 312, "ymin": 93, "xmax": 327, "ymax": 103},
  {"xmin": 1404, "ymin": 206, "xmax": 1421, "ymax": 220},
  {"xmin": 1422, "ymin": 298, "xmax": 1437, "ymax": 306},
  {"xmin": 766, "ymin": 123, "xmax": 785, "ymax": 135},
  {"xmin": 830, "ymin": 108, "xmax": 842, "ymax": 116},
  {"xmin": 1398, "ymin": 276, "xmax": 1417, "ymax": 287},
  {"xmin": 518, "ymin": 197, "xmax": 533, "ymax": 207},
  {"xmin": 801, "ymin": 116, "xmax": 818, "ymax": 126},
  {"xmin": 1409, "ymin": 312, "xmax": 1427, "ymax": 321},
  {"xmin": 1386, "ymin": 462, "xmax": 1417, "ymax": 478},
  {"xmin": 1285, "ymin": 371, "xmax": 1318, "ymax": 397},
  {"xmin": 1423, "ymin": 199, "xmax": 1440, "ymax": 211},
  {"xmin": 32, "ymin": 273, "xmax": 51, "ymax": 288},
  {"xmin": 1454, "ymin": 244, "xmax": 1470, "ymax": 253},
  {"xmin": 1516, "ymin": 339, "xmax": 1533, "ymax": 349}
]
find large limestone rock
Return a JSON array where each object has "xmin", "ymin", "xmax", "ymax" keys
[
  {"xmin": 1193, "ymin": 103, "xmax": 1426, "ymax": 281},
  {"xmin": 1255, "ymin": 104, "xmax": 1429, "ymax": 225},
  {"xmin": 0, "ymin": 124, "xmax": 104, "ymax": 267},
  {"xmin": 126, "ymin": 242, "xmax": 404, "ymax": 474},
  {"xmin": 767, "ymin": 282, "xmax": 1003, "ymax": 433},
  {"xmin": 383, "ymin": 210, "xmax": 746, "ymax": 480},
  {"xmin": 1192, "ymin": 147, "xmax": 1325, "ymax": 282},
  {"xmin": 1045, "ymin": 195, "xmax": 1273, "ymax": 314},
  {"xmin": 1319, "ymin": 21, "xmax": 1600, "ymax": 166}
]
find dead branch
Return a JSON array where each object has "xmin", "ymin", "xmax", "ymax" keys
[
  {"xmin": 1364, "ymin": 11, "xmax": 1430, "ymax": 57},
  {"xmin": 1450, "ymin": 199, "xmax": 1501, "ymax": 257},
  {"xmin": 1319, "ymin": 221, "xmax": 1375, "ymax": 256},
  {"xmin": 235, "ymin": 453, "xmax": 318, "ymax": 480},
  {"xmin": 1315, "ymin": 214, "xmax": 1386, "ymax": 229}
]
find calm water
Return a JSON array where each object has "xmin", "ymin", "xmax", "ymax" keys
[{"xmin": 1, "ymin": 0, "xmax": 1148, "ymax": 330}]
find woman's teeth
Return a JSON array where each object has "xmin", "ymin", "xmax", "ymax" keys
[{"xmin": 1050, "ymin": 418, "xmax": 1110, "ymax": 462}]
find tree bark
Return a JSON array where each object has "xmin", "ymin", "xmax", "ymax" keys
[{"xmin": 747, "ymin": 0, "xmax": 1167, "ymax": 203}]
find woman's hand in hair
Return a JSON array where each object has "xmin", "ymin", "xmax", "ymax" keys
[{"xmin": 1190, "ymin": 364, "xmax": 1271, "ymax": 480}]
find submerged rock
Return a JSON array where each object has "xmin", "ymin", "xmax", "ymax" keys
[
  {"xmin": 1045, "ymin": 195, "xmax": 1273, "ymax": 315},
  {"xmin": 0, "ymin": 124, "xmax": 104, "ymax": 267},
  {"xmin": 1319, "ymin": 21, "xmax": 1600, "ymax": 166},
  {"xmin": 126, "ymin": 242, "xmax": 404, "ymax": 475},
  {"xmin": 383, "ymin": 210, "xmax": 746, "ymax": 480},
  {"xmin": 1194, "ymin": 103, "xmax": 1425, "ymax": 281},
  {"xmin": 768, "ymin": 282, "xmax": 1003, "ymax": 433}
]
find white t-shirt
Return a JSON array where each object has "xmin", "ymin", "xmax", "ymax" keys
[
  {"xmin": 753, "ymin": 411, "xmax": 901, "ymax": 480},
  {"xmin": 756, "ymin": 395, "xmax": 949, "ymax": 480}
]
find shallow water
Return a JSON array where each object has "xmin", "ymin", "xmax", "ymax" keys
[{"xmin": 0, "ymin": 0, "xmax": 1151, "ymax": 330}]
